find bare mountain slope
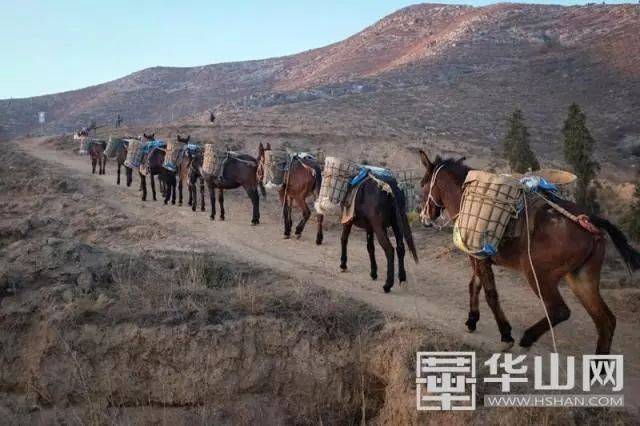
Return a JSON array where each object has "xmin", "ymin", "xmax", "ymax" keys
[{"xmin": 1, "ymin": 3, "xmax": 639, "ymax": 167}]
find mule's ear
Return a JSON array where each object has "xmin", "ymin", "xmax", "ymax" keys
[
  {"xmin": 419, "ymin": 150, "xmax": 433, "ymax": 172},
  {"xmin": 185, "ymin": 135, "xmax": 190, "ymax": 142},
  {"xmin": 259, "ymin": 142, "xmax": 264, "ymax": 154},
  {"xmin": 266, "ymin": 143, "xmax": 271, "ymax": 150},
  {"xmin": 150, "ymin": 133, "xmax": 155, "ymax": 140}
]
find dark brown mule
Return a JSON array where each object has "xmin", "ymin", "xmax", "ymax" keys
[
  {"xmin": 418, "ymin": 151, "xmax": 640, "ymax": 354},
  {"xmin": 201, "ymin": 150, "xmax": 265, "ymax": 225},
  {"xmin": 187, "ymin": 148, "xmax": 206, "ymax": 212},
  {"xmin": 115, "ymin": 140, "xmax": 128, "ymax": 185},
  {"xmin": 125, "ymin": 133, "xmax": 166, "ymax": 201},
  {"xmin": 89, "ymin": 141, "xmax": 107, "ymax": 175},
  {"xmin": 257, "ymin": 143, "xmax": 324, "ymax": 244},
  {"xmin": 163, "ymin": 135, "xmax": 192, "ymax": 205},
  {"xmin": 340, "ymin": 173, "xmax": 418, "ymax": 293}
]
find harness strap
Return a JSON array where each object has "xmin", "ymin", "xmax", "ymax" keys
[{"xmin": 532, "ymin": 192, "xmax": 603, "ymax": 238}]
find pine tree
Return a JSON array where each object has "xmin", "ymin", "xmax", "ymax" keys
[
  {"xmin": 502, "ymin": 109, "xmax": 540, "ymax": 173},
  {"xmin": 562, "ymin": 103, "xmax": 600, "ymax": 213},
  {"xmin": 626, "ymin": 180, "xmax": 640, "ymax": 242}
]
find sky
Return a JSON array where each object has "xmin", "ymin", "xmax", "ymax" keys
[{"xmin": 0, "ymin": 0, "xmax": 635, "ymax": 99}]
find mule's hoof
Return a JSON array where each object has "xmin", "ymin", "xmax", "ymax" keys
[
  {"xmin": 179, "ymin": 202, "xmax": 183, "ymax": 206},
  {"xmin": 519, "ymin": 332, "xmax": 535, "ymax": 348},
  {"xmin": 316, "ymin": 237, "xmax": 323, "ymax": 245},
  {"xmin": 499, "ymin": 340, "xmax": 515, "ymax": 352},
  {"xmin": 465, "ymin": 321, "xmax": 477, "ymax": 333},
  {"xmin": 210, "ymin": 216, "xmax": 215, "ymax": 221},
  {"xmin": 295, "ymin": 234, "xmax": 302, "ymax": 240},
  {"xmin": 340, "ymin": 264, "xmax": 347, "ymax": 272},
  {"xmin": 399, "ymin": 272, "xmax": 407, "ymax": 282},
  {"xmin": 370, "ymin": 273, "xmax": 378, "ymax": 281},
  {"xmin": 251, "ymin": 219, "xmax": 258, "ymax": 225},
  {"xmin": 201, "ymin": 208, "xmax": 205, "ymax": 212},
  {"xmin": 172, "ymin": 200, "xmax": 176, "ymax": 205},
  {"xmin": 284, "ymin": 235, "xmax": 291, "ymax": 240},
  {"xmin": 383, "ymin": 284, "xmax": 392, "ymax": 293}
]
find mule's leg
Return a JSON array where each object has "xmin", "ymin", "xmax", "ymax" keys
[
  {"xmin": 466, "ymin": 259, "xmax": 482, "ymax": 332},
  {"xmin": 171, "ymin": 174, "xmax": 177, "ymax": 205},
  {"xmin": 117, "ymin": 163, "xmax": 121, "ymax": 185},
  {"xmin": 366, "ymin": 230, "xmax": 377, "ymax": 280},
  {"xmin": 164, "ymin": 174, "xmax": 172, "ymax": 205},
  {"xmin": 101, "ymin": 156, "xmax": 106, "ymax": 174},
  {"xmin": 565, "ymin": 242, "xmax": 615, "ymax": 354},
  {"xmin": 245, "ymin": 186, "xmax": 259, "ymax": 225},
  {"xmin": 477, "ymin": 261, "xmax": 514, "ymax": 347},
  {"xmin": 208, "ymin": 181, "xmax": 216, "ymax": 220},
  {"xmin": 294, "ymin": 197, "xmax": 311, "ymax": 239},
  {"xmin": 178, "ymin": 176, "xmax": 184, "ymax": 206},
  {"xmin": 316, "ymin": 214, "xmax": 324, "ymax": 245},
  {"xmin": 140, "ymin": 174, "xmax": 147, "ymax": 201},
  {"xmin": 390, "ymin": 220, "xmax": 406, "ymax": 283},
  {"xmin": 92, "ymin": 157, "xmax": 97, "ymax": 174},
  {"xmin": 189, "ymin": 179, "xmax": 197, "ymax": 212},
  {"xmin": 282, "ymin": 196, "xmax": 292, "ymax": 238},
  {"xmin": 373, "ymin": 225, "xmax": 395, "ymax": 293},
  {"xmin": 150, "ymin": 174, "xmax": 157, "ymax": 201},
  {"xmin": 519, "ymin": 283, "xmax": 571, "ymax": 350},
  {"xmin": 217, "ymin": 188, "xmax": 225, "ymax": 221},
  {"xmin": 200, "ymin": 178, "xmax": 205, "ymax": 211},
  {"xmin": 340, "ymin": 223, "xmax": 353, "ymax": 271}
]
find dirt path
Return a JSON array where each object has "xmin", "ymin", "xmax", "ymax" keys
[{"xmin": 16, "ymin": 138, "xmax": 640, "ymax": 410}]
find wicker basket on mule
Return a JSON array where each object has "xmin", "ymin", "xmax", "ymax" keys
[
  {"xmin": 314, "ymin": 156, "xmax": 358, "ymax": 216},
  {"xmin": 393, "ymin": 169, "xmax": 420, "ymax": 213},
  {"xmin": 78, "ymin": 138, "xmax": 105, "ymax": 155},
  {"xmin": 124, "ymin": 139, "xmax": 145, "ymax": 168},
  {"xmin": 163, "ymin": 140, "xmax": 187, "ymax": 172},
  {"xmin": 202, "ymin": 144, "xmax": 229, "ymax": 177},
  {"xmin": 105, "ymin": 137, "xmax": 126, "ymax": 158},
  {"xmin": 453, "ymin": 171, "xmax": 524, "ymax": 259},
  {"xmin": 262, "ymin": 149, "xmax": 290, "ymax": 188}
]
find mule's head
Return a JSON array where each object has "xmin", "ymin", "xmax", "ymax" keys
[
  {"xmin": 142, "ymin": 132, "xmax": 155, "ymax": 141},
  {"xmin": 419, "ymin": 150, "xmax": 443, "ymax": 227},
  {"xmin": 177, "ymin": 134, "xmax": 190, "ymax": 143}
]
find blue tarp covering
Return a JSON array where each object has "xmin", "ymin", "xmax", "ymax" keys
[
  {"xmin": 143, "ymin": 140, "xmax": 166, "ymax": 153},
  {"xmin": 350, "ymin": 165, "xmax": 394, "ymax": 186}
]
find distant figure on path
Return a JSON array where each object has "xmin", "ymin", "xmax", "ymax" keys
[
  {"xmin": 116, "ymin": 114, "xmax": 122, "ymax": 128},
  {"xmin": 209, "ymin": 111, "xmax": 216, "ymax": 123}
]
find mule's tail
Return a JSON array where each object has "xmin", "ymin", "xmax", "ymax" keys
[
  {"xmin": 390, "ymin": 183, "xmax": 418, "ymax": 263},
  {"xmin": 590, "ymin": 215, "xmax": 640, "ymax": 273}
]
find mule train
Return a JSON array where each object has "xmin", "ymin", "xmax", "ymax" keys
[{"xmin": 78, "ymin": 131, "xmax": 640, "ymax": 355}]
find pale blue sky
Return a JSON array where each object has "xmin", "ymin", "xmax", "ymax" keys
[{"xmin": 0, "ymin": 1, "xmax": 635, "ymax": 99}]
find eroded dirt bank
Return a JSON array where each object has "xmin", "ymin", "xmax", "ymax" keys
[{"xmin": 0, "ymin": 141, "xmax": 637, "ymax": 424}]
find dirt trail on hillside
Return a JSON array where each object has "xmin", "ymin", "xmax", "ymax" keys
[{"xmin": 16, "ymin": 137, "xmax": 640, "ymax": 410}]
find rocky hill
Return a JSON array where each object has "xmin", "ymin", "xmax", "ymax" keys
[{"xmin": 1, "ymin": 3, "xmax": 639, "ymax": 168}]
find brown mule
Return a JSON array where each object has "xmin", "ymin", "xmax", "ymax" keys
[
  {"xmin": 418, "ymin": 151, "xmax": 640, "ymax": 354},
  {"xmin": 163, "ymin": 134, "xmax": 192, "ymax": 205},
  {"xmin": 125, "ymin": 133, "xmax": 166, "ymax": 201},
  {"xmin": 115, "ymin": 141, "xmax": 128, "ymax": 185},
  {"xmin": 89, "ymin": 141, "xmax": 107, "ymax": 175},
  {"xmin": 257, "ymin": 143, "xmax": 324, "ymax": 244},
  {"xmin": 200, "ymin": 149, "xmax": 265, "ymax": 225},
  {"xmin": 339, "ymin": 172, "xmax": 418, "ymax": 293}
]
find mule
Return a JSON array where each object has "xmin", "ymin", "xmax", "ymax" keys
[
  {"xmin": 125, "ymin": 133, "xmax": 167, "ymax": 201},
  {"xmin": 89, "ymin": 141, "xmax": 107, "ymax": 175},
  {"xmin": 418, "ymin": 150, "xmax": 640, "ymax": 354},
  {"xmin": 339, "ymin": 172, "xmax": 418, "ymax": 293},
  {"xmin": 163, "ymin": 135, "xmax": 193, "ymax": 206},
  {"xmin": 114, "ymin": 140, "xmax": 128, "ymax": 186},
  {"xmin": 187, "ymin": 148, "xmax": 206, "ymax": 212},
  {"xmin": 257, "ymin": 143, "xmax": 324, "ymax": 244},
  {"xmin": 201, "ymin": 149, "xmax": 265, "ymax": 225}
]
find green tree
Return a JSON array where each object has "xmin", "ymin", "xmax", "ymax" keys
[
  {"xmin": 625, "ymin": 180, "xmax": 640, "ymax": 242},
  {"xmin": 502, "ymin": 109, "xmax": 540, "ymax": 173},
  {"xmin": 562, "ymin": 103, "xmax": 600, "ymax": 213}
]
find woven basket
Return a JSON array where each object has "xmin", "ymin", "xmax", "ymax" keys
[
  {"xmin": 163, "ymin": 141, "xmax": 185, "ymax": 171},
  {"xmin": 315, "ymin": 156, "xmax": 357, "ymax": 215},
  {"xmin": 454, "ymin": 171, "xmax": 523, "ymax": 258},
  {"xmin": 202, "ymin": 144, "xmax": 227, "ymax": 176},
  {"xmin": 124, "ymin": 140, "xmax": 144, "ymax": 168},
  {"xmin": 263, "ymin": 149, "xmax": 289, "ymax": 187},
  {"xmin": 105, "ymin": 137, "xmax": 124, "ymax": 158},
  {"xmin": 393, "ymin": 169, "xmax": 420, "ymax": 212}
]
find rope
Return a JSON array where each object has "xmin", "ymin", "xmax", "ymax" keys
[{"xmin": 524, "ymin": 194, "xmax": 558, "ymax": 353}]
